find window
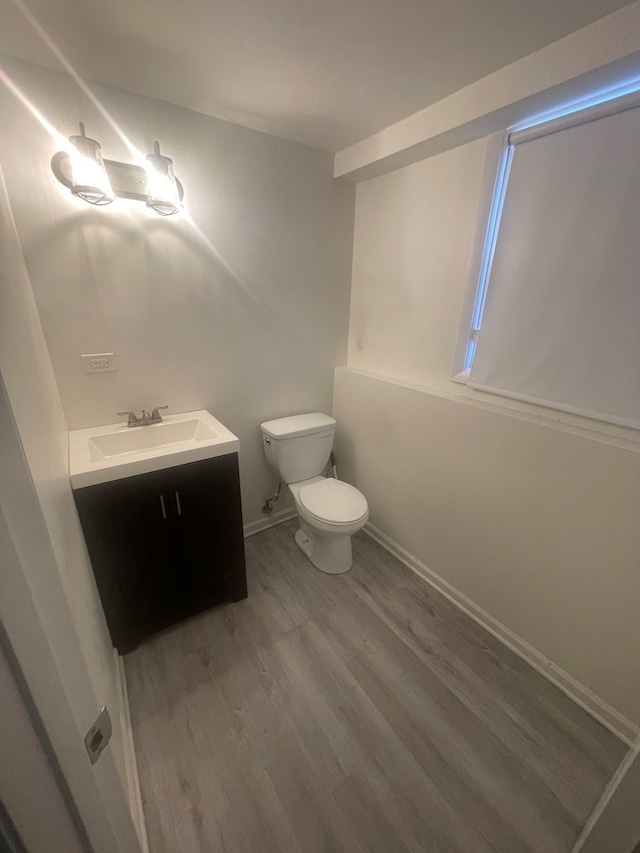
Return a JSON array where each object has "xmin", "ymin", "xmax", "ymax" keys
[{"xmin": 462, "ymin": 85, "xmax": 640, "ymax": 430}]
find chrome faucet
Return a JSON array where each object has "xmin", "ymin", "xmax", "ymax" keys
[{"xmin": 117, "ymin": 406, "xmax": 168, "ymax": 427}]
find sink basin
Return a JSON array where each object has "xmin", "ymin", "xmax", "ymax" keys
[
  {"xmin": 70, "ymin": 410, "xmax": 240, "ymax": 488},
  {"xmin": 88, "ymin": 418, "xmax": 217, "ymax": 461}
]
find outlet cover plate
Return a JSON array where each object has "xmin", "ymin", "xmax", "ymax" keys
[{"xmin": 82, "ymin": 353, "xmax": 117, "ymax": 373}]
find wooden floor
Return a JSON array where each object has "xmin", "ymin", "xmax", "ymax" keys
[{"xmin": 125, "ymin": 520, "xmax": 626, "ymax": 853}]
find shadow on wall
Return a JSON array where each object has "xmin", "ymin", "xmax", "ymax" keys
[
  {"xmin": 20, "ymin": 200, "xmax": 327, "ymax": 358},
  {"xmin": 333, "ymin": 429, "xmax": 359, "ymax": 487},
  {"xmin": 22, "ymin": 206, "xmax": 247, "ymax": 292}
]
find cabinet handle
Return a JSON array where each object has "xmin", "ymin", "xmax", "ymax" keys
[
  {"xmin": 175, "ymin": 491, "xmax": 182, "ymax": 516},
  {"xmin": 159, "ymin": 495, "xmax": 167, "ymax": 519}
]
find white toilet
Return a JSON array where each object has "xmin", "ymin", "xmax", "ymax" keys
[{"xmin": 261, "ymin": 413, "xmax": 369, "ymax": 574}]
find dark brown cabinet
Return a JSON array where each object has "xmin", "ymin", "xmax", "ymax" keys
[{"xmin": 73, "ymin": 453, "xmax": 247, "ymax": 653}]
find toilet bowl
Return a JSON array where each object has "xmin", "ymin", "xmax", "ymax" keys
[
  {"xmin": 260, "ymin": 413, "xmax": 369, "ymax": 574},
  {"xmin": 289, "ymin": 476, "xmax": 369, "ymax": 574}
]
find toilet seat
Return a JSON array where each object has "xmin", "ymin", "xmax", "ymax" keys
[{"xmin": 299, "ymin": 478, "xmax": 368, "ymax": 525}]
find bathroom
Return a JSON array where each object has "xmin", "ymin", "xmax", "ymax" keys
[{"xmin": 1, "ymin": 2, "xmax": 640, "ymax": 851}]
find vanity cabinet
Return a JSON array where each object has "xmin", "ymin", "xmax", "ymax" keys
[{"xmin": 73, "ymin": 453, "xmax": 247, "ymax": 654}]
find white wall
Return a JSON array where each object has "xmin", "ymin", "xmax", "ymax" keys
[
  {"xmin": 334, "ymin": 138, "xmax": 640, "ymax": 730},
  {"xmin": 0, "ymin": 168, "xmax": 139, "ymax": 849},
  {"xmin": 0, "ymin": 54, "xmax": 355, "ymax": 526},
  {"xmin": 0, "ymin": 164, "xmax": 125, "ymax": 777},
  {"xmin": 348, "ymin": 138, "xmax": 489, "ymax": 386},
  {"xmin": 0, "ymin": 639, "xmax": 84, "ymax": 853}
]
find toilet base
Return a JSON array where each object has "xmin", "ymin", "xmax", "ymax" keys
[{"xmin": 294, "ymin": 525, "xmax": 353, "ymax": 574}]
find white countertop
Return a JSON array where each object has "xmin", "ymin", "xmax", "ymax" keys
[{"xmin": 69, "ymin": 409, "xmax": 240, "ymax": 488}]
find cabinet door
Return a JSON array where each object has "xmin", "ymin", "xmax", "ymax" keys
[
  {"xmin": 165, "ymin": 454, "xmax": 247, "ymax": 614},
  {"xmin": 73, "ymin": 471, "xmax": 180, "ymax": 653}
]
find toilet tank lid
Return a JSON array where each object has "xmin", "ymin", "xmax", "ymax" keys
[{"xmin": 261, "ymin": 412, "xmax": 336, "ymax": 439}]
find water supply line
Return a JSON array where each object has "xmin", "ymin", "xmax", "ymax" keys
[
  {"xmin": 261, "ymin": 481, "xmax": 282, "ymax": 514},
  {"xmin": 262, "ymin": 453, "xmax": 338, "ymax": 514}
]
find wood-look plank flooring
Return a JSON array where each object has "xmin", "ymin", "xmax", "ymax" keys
[{"xmin": 125, "ymin": 520, "xmax": 626, "ymax": 853}]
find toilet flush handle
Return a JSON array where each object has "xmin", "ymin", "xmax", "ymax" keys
[{"xmin": 264, "ymin": 436, "xmax": 271, "ymax": 444}]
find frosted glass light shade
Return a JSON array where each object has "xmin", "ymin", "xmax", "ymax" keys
[
  {"xmin": 146, "ymin": 142, "xmax": 181, "ymax": 216},
  {"xmin": 68, "ymin": 123, "xmax": 114, "ymax": 206}
]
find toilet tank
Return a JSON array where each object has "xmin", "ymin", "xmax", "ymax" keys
[{"xmin": 261, "ymin": 413, "xmax": 336, "ymax": 484}]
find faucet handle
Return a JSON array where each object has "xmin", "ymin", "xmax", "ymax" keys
[
  {"xmin": 117, "ymin": 411, "xmax": 139, "ymax": 427},
  {"xmin": 151, "ymin": 406, "xmax": 168, "ymax": 422}
]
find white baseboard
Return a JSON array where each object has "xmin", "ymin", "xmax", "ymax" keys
[
  {"xmin": 570, "ymin": 743, "xmax": 639, "ymax": 852},
  {"xmin": 364, "ymin": 523, "xmax": 639, "ymax": 747},
  {"xmin": 244, "ymin": 508, "xmax": 296, "ymax": 538},
  {"xmin": 115, "ymin": 652, "xmax": 150, "ymax": 853}
]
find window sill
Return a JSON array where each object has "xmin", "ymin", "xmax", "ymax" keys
[{"xmin": 336, "ymin": 366, "xmax": 640, "ymax": 453}]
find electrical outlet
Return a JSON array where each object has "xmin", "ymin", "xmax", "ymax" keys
[{"xmin": 82, "ymin": 353, "xmax": 117, "ymax": 373}]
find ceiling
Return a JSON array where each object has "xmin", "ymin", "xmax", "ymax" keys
[{"xmin": 0, "ymin": 0, "xmax": 636, "ymax": 152}]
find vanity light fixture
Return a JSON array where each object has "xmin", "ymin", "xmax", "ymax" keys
[{"xmin": 51, "ymin": 125, "xmax": 184, "ymax": 215}]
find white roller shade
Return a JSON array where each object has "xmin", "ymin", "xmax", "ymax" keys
[{"xmin": 469, "ymin": 103, "xmax": 640, "ymax": 429}]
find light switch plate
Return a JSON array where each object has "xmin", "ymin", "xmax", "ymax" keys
[{"xmin": 82, "ymin": 353, "xmax": 117, "ymax": 373}]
